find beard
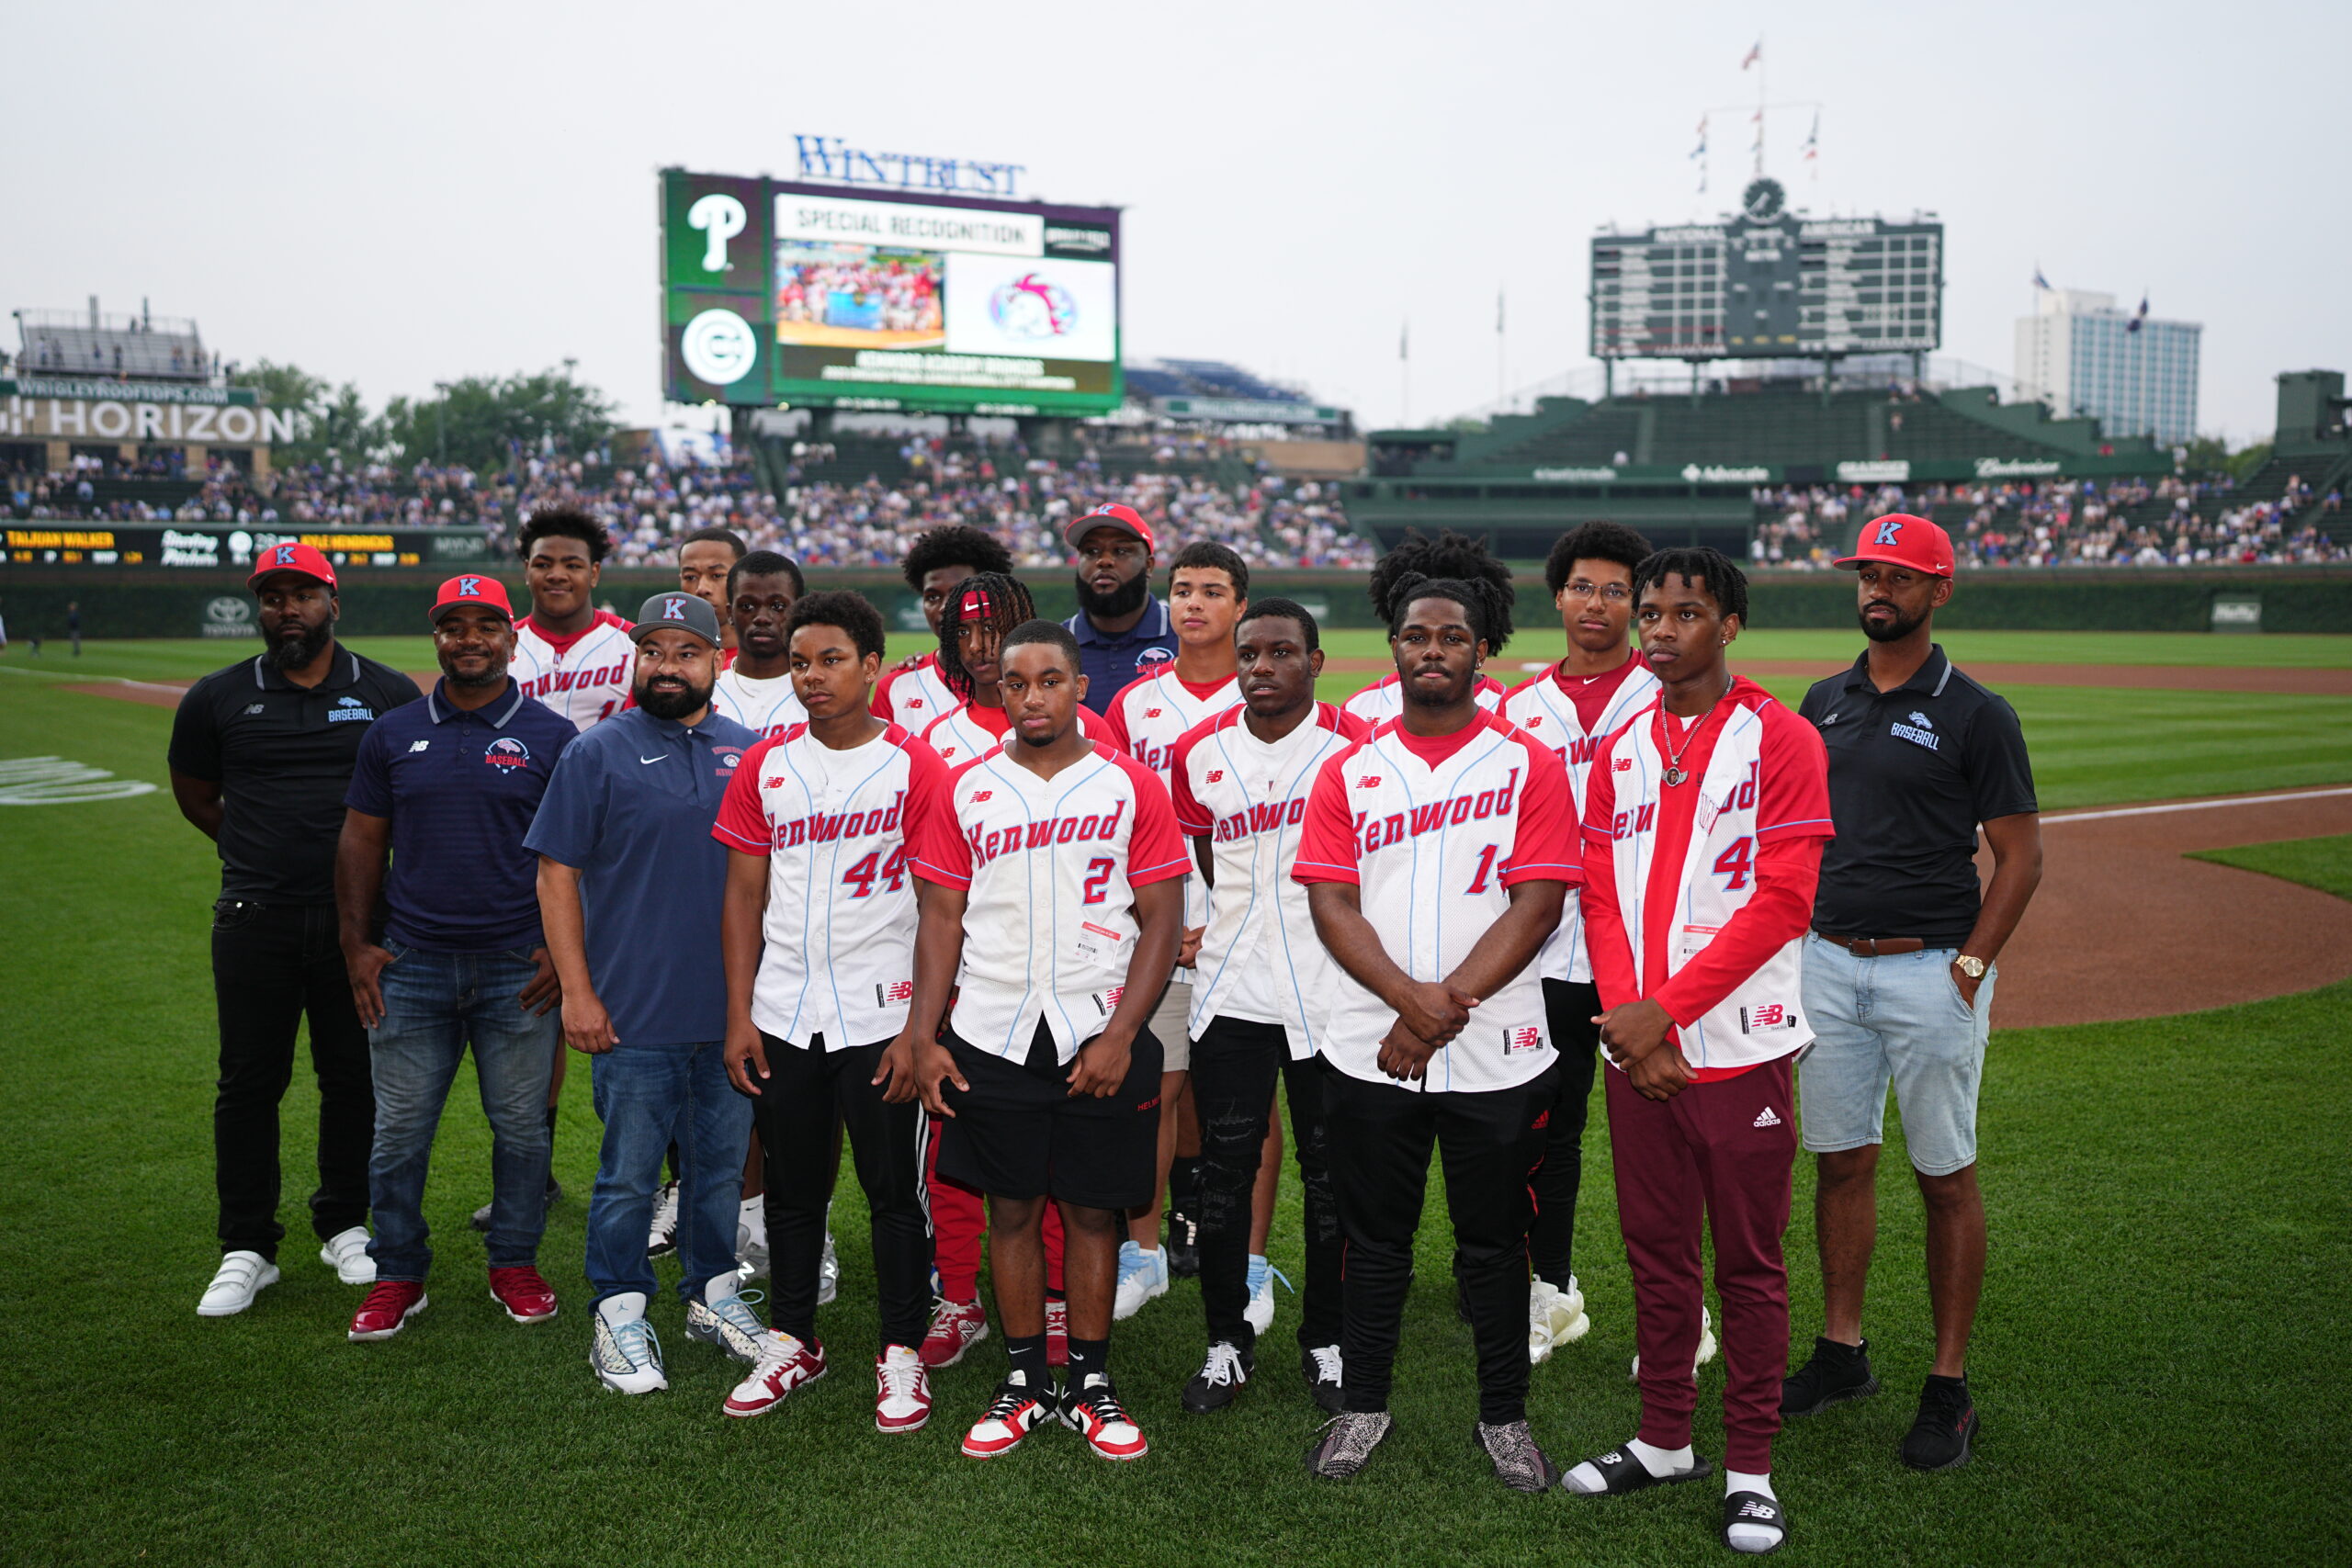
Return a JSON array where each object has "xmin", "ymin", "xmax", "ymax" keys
[
  {"xmin": 1402, "ymin": 671, "xmax": 1468, "ymax": 708},
  {"xmin": 1074, "ymin": 570, "xmax": 1148, "ymax": 621},
  {"xmin": 636, "ymin": 673, "xmax": 714, "ymax": 720},
  {"xmin": 441, "ymin": 651, "xmax": 509, "ymax": 689},
  {"xmin": 1859, "ymin": 601, "xmax": 1930, "ymax": 643},
  {"xmin": 262, "ymin": 616, "xmax": 334, "ymax": 670}
]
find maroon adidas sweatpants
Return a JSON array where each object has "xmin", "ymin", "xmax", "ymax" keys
[{"xmin": 1604, "ymin": 1056, "xmax": 1797, "ymax": 1473}]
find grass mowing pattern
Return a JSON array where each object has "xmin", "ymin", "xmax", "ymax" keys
[
  {"xmin": 2190, "ymin": 833, "xmax": 2352, "ymax": 899},
  {"xmin": 2, "ymin": 652, "xmax": 2346, "ymax": 1564}
]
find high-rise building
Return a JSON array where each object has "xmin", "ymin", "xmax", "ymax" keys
[{"xmin": 2014, "ymin": 288, "xmax": 2201, "ymax": 446}]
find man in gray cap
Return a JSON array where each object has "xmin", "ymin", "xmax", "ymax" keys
[{"xmin": 524, "ymin": 591, "xmax": 763, "ymax": 1393}]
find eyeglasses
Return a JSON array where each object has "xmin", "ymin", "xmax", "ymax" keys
[{"xmin": 1560, "ymin": 582, "xmax": 1633, "ymax": 603}]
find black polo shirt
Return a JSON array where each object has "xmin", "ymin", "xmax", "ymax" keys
[
  {"xmin": 168, "ymin": 648, "xmax": 424, "ymax": 903},
  {"xmin": 1799, "ymin": 645, "xmax": 2038, "ymax": 947}
]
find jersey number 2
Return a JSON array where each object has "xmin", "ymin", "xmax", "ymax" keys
[{"xmin": 1081, "ymin": 857, "xmax": 1114, "ymax": 904}]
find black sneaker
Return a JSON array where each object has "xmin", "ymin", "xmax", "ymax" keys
[
  {"xmin": 1182, "ymin": 1341, "xmax": 1252, "ymax": 1413},
  {"xmin": 1302, "ymin": 1344, "xmax": 1345, "ymax": 1414},
  {"xmin": 1165, "ymin": 1207, "xmax": 1201, "ymax": 1279},
  {"xmin": 1900, "ymin": 1375, "xmax": 1977, "ymax": 1471},
  {"xmin": 1781, "ymin": 1336, "xmax": 1879, "ymax": 1416}
]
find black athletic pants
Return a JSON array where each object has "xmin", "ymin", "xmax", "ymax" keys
[
  {"xmin": 1192, "ymin": 1018, "xmax": 1343, "ymax": 1355},
  {"xmin": 1528, "ymin": 979, "xmax": 1603, "ymax": 1285},
  {"xmin": 1324, "ymin": 1060, "xmax": 1558, "ymax": 1425},
  {"xmin": 752, "ymin": 1033, "xmax": 929, "ymax": 1353},
  {"xmin": 210, "ymin": 899, "xmax": 375, "ymax": 1261}
]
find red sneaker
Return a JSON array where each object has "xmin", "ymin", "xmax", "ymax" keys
[
  {"xmin": 724, "ymin": 1332, "xmax": 828, "ymax": 1418},
  {"xmin": 876, "ymin": 1345, "xmax": 933, "ymax": 1433},
  {"xmin": 1046, "ymin": 1296, "xmax": 1069, "ymax": 1367},
  {"xmin": 1063, "ymin": 1375, "xmax": 1149, "ymax": 1461},
  {"xmin": 961, "ymin": 1373, "xmax": 1057, "ymax": 1460},
  {"xmin": 488, "ymin": 1266, "xmax": 559, "ymax": 1325},
  {"xmin": 348, "ymin": 1280, "xmax": 428, "ymax": 1341},
  {"xmin": 920, "ymin": 1297, "xmax": 989, "ymax": 1369}
]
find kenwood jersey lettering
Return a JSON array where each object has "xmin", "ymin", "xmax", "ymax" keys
[
  {"xmin": 510, "ymin": 611, "xmax": 635, "ymax": 731},
  {"xmin": 711, "ymin": 724, "xmax": 947, "ymax": 1049},
  {"xmin": 1500, "ymin": 658, "xmax": 1659, "ymax": 985},
  {"xmin": 1292, "ymin": 712, "xmax": 1577, "ymax": 1093},
  {"xmin": 1104, "ymin": 666, "xmax": 1242, "ymax": 978},
  {"xmin": 1170, "ymin": 703, "xmax": 1370, "ymax": 1058}
]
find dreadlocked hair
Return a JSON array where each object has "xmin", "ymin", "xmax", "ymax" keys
[
  {"xmin": 1634, "ymin": 547, "xmax": 1749, "ymax": 624},
  {"xmin": 1386, "ymin": 572, "xmax": 1512, "ymax": 654},
  {"xmin": 934, "ymin": 571, "xmax": 1036, "ymax": 703},
  {"xmin": 1366, "ymin": 528, "xmax": 1514, "ymax": 649}
]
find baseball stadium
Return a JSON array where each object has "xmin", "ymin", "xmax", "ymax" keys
[{"xmin": 6, "ymin": 37, "xmax": 2351, "ymax": 1568}]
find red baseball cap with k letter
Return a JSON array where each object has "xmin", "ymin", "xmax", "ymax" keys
[
  {"xmin": 1835, "ymin": 513, "xmax": 1954, "ymax": 578},
  {"xmin": 1063, "ymin": 502, "xmax": 1155, "ymax": 553},
  {"xmin": 246, "ymin": 540, "xmax": 338, "ymax": 590},
  {"xmin": 427, "ymin": 574, "xmax": 516, "ymax": 624}
]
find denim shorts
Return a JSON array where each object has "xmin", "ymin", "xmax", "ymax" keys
[{"xmin": 1796, "ymin": 935, "xmax": 1995, "ymax": 1177}]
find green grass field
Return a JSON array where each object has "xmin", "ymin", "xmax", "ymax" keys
[{"xmin": 2, "ymin": 637, "xmax": 2348, "ymax": 1565}]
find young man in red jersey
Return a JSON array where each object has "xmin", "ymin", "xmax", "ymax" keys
[
  {"xmin": 510, "ymin": 506, "xmax": 633, "ymax": 732},
  {"xmin": 1341, "ymin": 531, "xmax": 1514, "ymax": 724},
  {"xmin": 1563, "ymin": 547, "xmax": 1832, "ymax": 1559},
  {"xmin": 714, "ymin": 590, "xmax": 948, "ymax": 1433},
  {"xmin": 907, "ymin": 621, "xmax": 1187, "ymax": 1463},
  {"xmin": 875, "ymin": 524, "xmax": 1013, "ymax": 729},
  {"xmin": 1295, "ymin": 573, "xmax": 1577, "ymax": 1494},
  {"xmin": 1101, "ymin": 540, "xmax": 1249, "ymax": 1321},
  {"xmin": 1500, "ymin": 522, "xmax": 1660, "ymax": 1364}
]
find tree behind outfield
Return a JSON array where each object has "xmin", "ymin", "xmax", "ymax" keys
[
  {"xmin": 378, "ymin": 370, "xmax": 616, "ymax": 472},
  {"xmin": 229, "ymin": 360, "xmax": 374, "ymax": 468}
]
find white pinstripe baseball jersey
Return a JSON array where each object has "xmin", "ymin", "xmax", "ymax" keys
[
  {"xmin": 1104, "ymin": 665, "xmax": 1240, "ymax": 976},
  {"xmin": 1170, "ymin": 703, "xmax": 1370, "ymax": 1059},
  {"xmin": 1340, "ymin": 671, "xmax": 1509, "ymax": 727},
  {"xmin": 711, "ymin": 722, "xmax": 947, "ymax": 1049},
  {"xmin": 710, "ymin": 667, "xmax": 808, "ymax": 740},
  {"xmin": 910, "ymin": 742, "xmax": 1190, "ymax": 1064},
  {"xmin": 510, "ymin": 611, "xmax": 635, "ymax": 731},
  {"xmin": 917, "ymin": 698, "xmax": 1114, "ymax": 768},
  {"xmin": 1500, "ymin": 658, "xmax": 1659, "ymax": 984},
  {"xmin": 872, "ymin": 653, "xmax": 960, "ymax": 731}
]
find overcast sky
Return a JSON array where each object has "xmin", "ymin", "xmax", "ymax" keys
[{"xmin": 9, "ymin": 0, "xmax": 2343, "ymax": 445}]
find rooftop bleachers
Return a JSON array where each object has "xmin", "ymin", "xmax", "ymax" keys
[{"xmin": 14, "ymin": 309, "xmax": 209, "ymax": 382}]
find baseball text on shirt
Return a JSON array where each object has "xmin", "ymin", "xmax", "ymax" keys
[
  {"xmin": 712, "ymin": 723, "xmax": 948, "ymax": 1049},
  {"xmin": 1170, "ymin": 703, "xmax": 1370, "ymax": 1057},
  {"xmin": 908, "ymin": 741, "xmax": 1190, "ymax": 1063},
  {"xmin": 1293, "ymin": 711, "xmax": 1578, "ymax": 1092}
]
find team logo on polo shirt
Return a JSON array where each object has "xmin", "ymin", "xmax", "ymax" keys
[
  {"xmin": 1136, "ymin": 648, "xmax": 1172, "ymax": 670},
  {"xmin": 327, "ymin": 695, "xmax": 375, "ymax": 724},
  {"xmin": 485, "ymin": 737, "xmax": 533, "ymax": 770}
]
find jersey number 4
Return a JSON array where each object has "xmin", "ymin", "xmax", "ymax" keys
[
  {"xmin": 1712, "ymin": 836, "xmax": 1754, "ymax": 891},
  {"xmin": 842, "ymin": 846, "xmax": 910, "ymax": 899}
]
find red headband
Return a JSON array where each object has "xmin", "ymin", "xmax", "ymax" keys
[{"xmin": 957, "ymin": 585, "xmax": 994, "ymax": 621}]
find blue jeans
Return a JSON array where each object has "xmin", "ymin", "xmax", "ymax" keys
[
  {"xmin": 367, "ymin": 945, "xmax": 558, "ymax": 1281},
  {"xmin": 585, "ymin": 1039, "xmax": 752, "ymax": 1309},
  {"xmin": 1796, "ymin": 935, "xmax": 1996, "ymax": 1178}
]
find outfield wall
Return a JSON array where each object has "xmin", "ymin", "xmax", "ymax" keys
[{"xmin": 2, "ymin": 567, "xmax": 2348, "ymax": 639}]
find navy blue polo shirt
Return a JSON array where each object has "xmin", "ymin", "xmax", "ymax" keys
[
  {"xmin": 523, "ymin": 705, "xmax": 757, "ymax": 1048},
  {"xmin": 1065, "ymin": 592, "xmax": 1175, "ymax": 716},
  {"xmin": 345, "ymin": 679, "xmax": 579, "ymax": 953}
]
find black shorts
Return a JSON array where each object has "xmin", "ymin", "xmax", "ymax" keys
[{"xmin": 936, "ymin": 1021, "xmax": 1163, "ymax": 1211}]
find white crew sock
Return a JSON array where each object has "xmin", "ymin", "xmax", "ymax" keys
[
  {"xmin": 598, "ymin": 1291, "xmax": 649, "ymax": 1327},
  {"xmin": 1725, "ymin": 1471, "xmax": 1781, "ymax": 1553},
  {"xmin": 1566, "ymin": 1435, "xmax": 1693, "ymax": 1493}
]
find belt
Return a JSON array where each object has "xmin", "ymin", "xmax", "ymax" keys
[{"xmin": 1812, "ymin": 931, "xmax": 1928, "ymax": 957}]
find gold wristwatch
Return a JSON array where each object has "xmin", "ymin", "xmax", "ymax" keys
[{"xmin": 1954, "ymin": 955, "xmax": 1988, "ymax": 980}]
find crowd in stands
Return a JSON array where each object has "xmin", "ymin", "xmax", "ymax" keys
[
  {"xmin": 3, "ymin": 438, "xmax": 1376, "ymax": 571},
  {"xmin": 1751, "ymin": 475, "xmax": 2348, "ymax": 569}
]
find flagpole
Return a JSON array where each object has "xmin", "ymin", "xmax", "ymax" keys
[
  {"xmin": 1496, "ymin": 289, "xmax": 1507, "ymax": 408},
  {"xmin": 1757, "ymin": 39, "xmax": 1767, "ymax": 176}
]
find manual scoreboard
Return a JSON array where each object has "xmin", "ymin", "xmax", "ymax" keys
[{"xmin": 1589, "ymin": 178, "xmax": 1942, "ymax": 360}]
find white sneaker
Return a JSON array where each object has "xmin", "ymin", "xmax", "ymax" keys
[
  {"xmin": 646, "ymin": 1179, "xmax": 680, "ymax": 1258},
  {"xmin": 1113, "ymin": 1240, "xmax": 1170, "ymax": 1321},
  {"xmin": 1243, "ymin": 1255, "xmax": 1288, "ymax": 1336},
  {"xmin": 198, "ymin": 1251, "xmax": 281, "ymax": 1317},
  {"xmin": 592, "ymin": 1297, "xmax": 667, "ymax": 1395},
  {"xmin": 1528, "ymin": 1274, "xmax": 1590, "ymax": 1364},
  {"xmin": 684, "ymin": 1290, "xmax": 771, "ymax": 1364},
  {"xmin": 819, "ymin": 1231, "xmax": 840, "ymax": 1306},
  {"xmin": 319, "ymin": 1227, "xmax": 377, "ymax": 1285},
  {"xmin": 736, "ymin": 1197, "xmax": 769, "ymax": 1278},
  {"xmin": 1629, "ymin": 1304, "xmax": 1717, "ymax": 1381}
]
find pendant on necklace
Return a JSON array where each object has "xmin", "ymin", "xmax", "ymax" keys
[{"xmin": 1663, "ymin": 766, "xmax": 1687, "ymax": 787}]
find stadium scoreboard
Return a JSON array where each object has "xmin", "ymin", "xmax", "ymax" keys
[
  {"xmin": 1589, "ymin": 178, "xmax": 1942, "ymax": 360},
  {"xmin": 661, "ymin": 168, "xmax": 1123, "ymax": 416}
]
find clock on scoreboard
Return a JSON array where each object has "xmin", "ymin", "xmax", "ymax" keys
[{"xmin": 1589, "ymin": 179, "xmax": 1943, "ymax": 360}]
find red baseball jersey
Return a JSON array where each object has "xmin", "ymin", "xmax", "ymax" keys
[
  {"xmin": 909, "ymin": 742, "xmax": 1189, "ymax": 1064},
  {"xmin": 1294, "ymin": 711, "xmax": 1578, "ymax": 1092},
  {"xmin": 1500, "ymin": 658, "xmax": 1659, "ymax": 985},
  {"xmin": 1581, "ymin": 676, "xmax": 1834, "ymax": 1078},
  {"xmin": 711, "ymin": 723, "xmax": 948, "ymax": 1049},
  {"xmin": 511, "ymin": 611, "xmax": 635, "ymax": 732},
  {"xmin": 1170, "ymin": 703, "xmax": 1370, "ymax": 1058}
]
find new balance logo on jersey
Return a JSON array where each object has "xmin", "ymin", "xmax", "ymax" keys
[
  {"xmin": 1353, "ymin": 769, "xmax": 1521, "ymax": 853},
  {"xmin": 1503, "ymin": 1025, "xmax": 1542, "ymax": 1054},
  {"xmin": 1739, "ymin": 1003, "xmax": 1798, "ymax": 1032},
  {"xmin": 1613, "ymin": 756, "xmax": 1633, "ymax": 771},
  {"xmin": 970, "ymin": 790, "xmax": 992, "ymax": 803},
  {"xmin": 1205, "ymin": 770, "xmax": 1224, "ymax": 784},
  {"xmin": 874, "ymin": 980, "xmax": 915, "ymax": 1005},
  {"xmin": 964, "ymin": 798, "xmax": 1127, "ymax": 868},
  {"xmin": 1144, "ymin": 707, "xmax": 1163, "ymax": 719},
  {"xmin": 1752, "ymin": 1105, "xmax": 1783, "ymax": 1128}
]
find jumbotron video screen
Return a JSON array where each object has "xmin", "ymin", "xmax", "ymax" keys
[{"xmin": 662, "ymin": 169, "xmax": 1123, "ymax": 415}]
